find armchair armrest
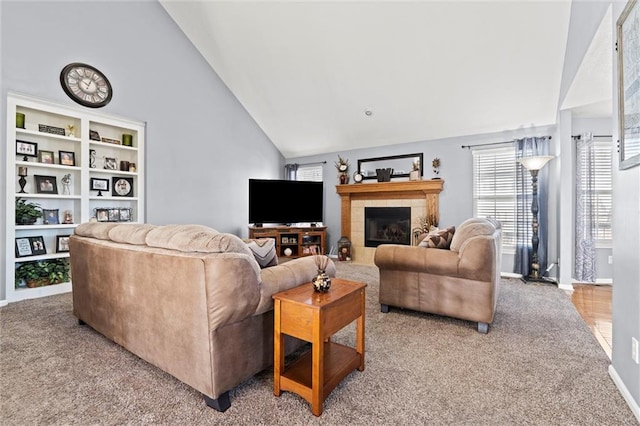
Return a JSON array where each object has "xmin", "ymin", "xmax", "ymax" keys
[{"xmin": 374, "ymin": 244, "xmax": 459, "ymax": 276}]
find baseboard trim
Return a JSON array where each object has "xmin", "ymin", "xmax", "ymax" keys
[
  {"xmin": 0, "ymin": 300, "xmax": 8, "ymax": 307},
  {"xmin": 501, "ymin": 272, "xmax": 521, "ymax": 279},
  {"xmin": 558, "ymin": 282, "xmax": 574, "ymax": 291},
  {"xmin": 609, "ymin": 364, "xmax": 640, "ymax": 423}
]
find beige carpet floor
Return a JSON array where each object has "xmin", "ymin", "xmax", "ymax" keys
[{"xmin": 0, "ymin": 262, "xmax": 636, "ymax": 425}]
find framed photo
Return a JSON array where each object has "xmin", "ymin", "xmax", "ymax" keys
[
  {"xmin": 96, "ymin": 208, "xmax": 110, "ymax": 222},
  {"xmin": 119, "ymin": 208, "xmax": 132, "ymax": 222},
  {"xmin": 38, "ymin": 150, "xmax": 54, "ymax": 164},
  {"xmin": 89, "ymin": 130, "xmax": 101, "ymax": 141},
  {"xmin": 112, "ymin": 177, "xmax": 133, "ymax": 197},
  {"xmin": 58, "ymin": 150, "xmax": 76, "ymax": 166},
  {"xmin": 104, "ymin": 157, "xmax": 117, "ymax": 170},
  {"xmin": 90, "ymin": 178, "xmax": 109, "ymax": 194},
  {"xmin": 56, "ymin": 235, "xmax": 71, "ymax": 253},
  {"xmin": 43, "ymin": 209, "xmax": 60, "ymax": 225},
  {"xmin": 34, "ymin": 175, "xmax": 58, "ymax": 194},
  {"xmin": 15, "ymin": 237, "xmax": 33, "ymax": 257},
  {"xmin": 16, "ymin": 140, "xmax": 38, "ymax": 158},
  {"xmin": 617, "ymin": 0, "xmax": 640, "ymax": 170},
  {"xmin": 108, "ymin": 208, "xmax": 120, "ymax": 222}
]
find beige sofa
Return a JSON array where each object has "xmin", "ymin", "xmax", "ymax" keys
[
  {"xmin": 374, "ymin": 218, "xmax": 501, "ymax": 333},
  {"xmin": 69, "ymin": 222, "xmax": 335, "ymax": 411}
]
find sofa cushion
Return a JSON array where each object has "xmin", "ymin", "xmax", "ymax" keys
[
  {"xmin": 108, "ymin": 224, "xmax": 157, "ymax": 245},
  {"xmin": 74, "ymin": 222, "xmax": 120, "ymax": 240},
  {"xmin": 419, "ymin": 226, "xmax": 455, "ymax": 249},
  {"xmin": 244, "ymin": 238, "xmax": 278, "ymax": 268},
  {"xmin": 146, "ymin": 224, "xmax": 252, "ymax": 255},
  {"xmin": 450, "ymin": 218, "xmax": 496, "ymax": 252}
]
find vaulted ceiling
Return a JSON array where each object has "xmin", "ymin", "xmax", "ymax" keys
[{"xmin": 160, "ymin": 1, "xmax": 609, "ymax": 158}]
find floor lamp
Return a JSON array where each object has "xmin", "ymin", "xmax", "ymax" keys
[{"xmin": 518, "ymin": 155, "xmax": 554, "ymax": 281}]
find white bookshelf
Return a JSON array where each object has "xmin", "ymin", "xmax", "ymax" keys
[{"xmin": 5, "ymin": 92, "xmax": 145, "ymax": 302}]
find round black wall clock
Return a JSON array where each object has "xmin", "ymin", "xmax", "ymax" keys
[{"xmin": 60, "ymin": 63, "xmax": 112, "ymax": 108}]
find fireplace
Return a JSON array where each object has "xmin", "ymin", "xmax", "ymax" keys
[{"xmin": 364, "ymin": 207, "xmax": 411, "ymax": 247}]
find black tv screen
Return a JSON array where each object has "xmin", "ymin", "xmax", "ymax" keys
[{"xmin": 249, "ymin": 179, "xmax": 324, "ymax": 225}]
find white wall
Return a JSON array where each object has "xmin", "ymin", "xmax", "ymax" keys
[{"xmin": 0, "ymin": 1, "xmax": 284, "ymax": 302}]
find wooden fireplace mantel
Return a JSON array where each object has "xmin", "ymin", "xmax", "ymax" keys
[{"xmin": 335, "ymin": 179, "xmax": 444, "ymax": 239}]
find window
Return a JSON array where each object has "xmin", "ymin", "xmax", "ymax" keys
[
  {"xmin": 576, "ymin": 140, "xmax": 613, "ymax": 243},
  {"xmin": 296, "ymin": 165, "xmax": 323, "ymax": 182},
  {"xmin": 472, "ymin": 147, "xmax": 527, "ymax": 248}
]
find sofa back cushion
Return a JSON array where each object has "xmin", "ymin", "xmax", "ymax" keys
[
  {"xmin": 145, "ymin": 224, "xmax": 252, "ymax": 256},
  {"xmin": 75, "ymin": 222, "xmax": 120, "ymax": 240},
  {"xmin": 108, "ymin": 224, "xmax": 158, "ymax": 244},
  {"xmin": 450, "ymin": 218, "xmax": 497, "ymax": 252}
]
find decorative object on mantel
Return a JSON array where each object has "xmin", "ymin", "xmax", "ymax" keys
[
  {"xmin": 410, "ymin": 159, "xmax": 421, "ymax": 181},
  {"xmin": 335, "ymin": 155, "xmax": 350, "ymax": 184},
  {"xmin": 312, "ymin": 253, "xmax": 331, "ymax": 292},
  {"xmin": 376, "ymin": 168, "xmax": 393, "ymax": 182},
  {"xmin": 358, "ymin": 153, "xmax": 423, "ymax": 181},
  {"xmin": 353, "ymin": 171, "xmax": 363, "ymax": 183},
  {"xmin": 432, "ymin": 158, "xmax": 441, "ymax": 178}
]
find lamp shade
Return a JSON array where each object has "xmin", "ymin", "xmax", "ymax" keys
[{"xmin": 518, "ymin": 155, "xmax": 554, "ymax": 171}]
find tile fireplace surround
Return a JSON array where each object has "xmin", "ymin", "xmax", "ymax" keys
[{"xmin": 336, "ymin": 180, "xmax": 444, "ymax": 264}]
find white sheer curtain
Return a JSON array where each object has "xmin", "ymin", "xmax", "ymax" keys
[{"xmin": 574, "ymin": 134, "xmax": 596, "ymax": 282}]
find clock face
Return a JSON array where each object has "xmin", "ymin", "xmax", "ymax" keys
[
  {"xmin": 353, "ymin": 172, "xmax": 363, "ymax": 183},
  {"xmin": 60, "ymin": 63, "xmax": 112, "ymax": 108}
]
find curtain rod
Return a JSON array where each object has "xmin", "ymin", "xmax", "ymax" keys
[
  {"xmin": 284, "ymin": 161, "xmax": 327, "ymax": 166},
  {"xmin": 571, "ymin": 134, "xmax": 612, "ymax": 139},
  {"xmin": 461, "ymin": 136, "xmax": 552, "ymax": 150}
]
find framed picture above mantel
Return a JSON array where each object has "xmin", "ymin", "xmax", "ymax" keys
[{"xmin": 357, "ymin": 153, "xmax": 423, "ymax": 181}]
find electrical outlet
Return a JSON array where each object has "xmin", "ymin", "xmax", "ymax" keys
[
  {"xmin": 632, "ymin": 338, "xmax": 639, "ymax": 364},
  {"xmin": 608, "ymin": 255, "xmax": 613, "ymax": 265}
]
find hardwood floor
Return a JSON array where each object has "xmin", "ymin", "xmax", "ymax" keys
[{"xmin": 569, "ymin": 284, "xmax": 613, "ymax": 359}]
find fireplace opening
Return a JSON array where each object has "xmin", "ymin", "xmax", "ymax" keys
[{"xmin": 364, "ymin": 207, "xmax": 411, "ymax": 247}]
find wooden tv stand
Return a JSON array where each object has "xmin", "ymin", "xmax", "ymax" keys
[{"xmin": 248, "ymin": 226, "xmax": 327, "ymax": 258}]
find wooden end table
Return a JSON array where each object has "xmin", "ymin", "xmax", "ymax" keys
[{"xmin": 273, "ymin": 278, "xmax": 366, "ymax": 416}]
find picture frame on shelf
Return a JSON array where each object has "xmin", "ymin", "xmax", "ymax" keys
[
  {"xmin": 104, "ymin": 157, "xmax": 117, "ymax": 170},
  {"xmin": 89, "ymin": 130, "xmax": 101, "ymax": 141},
  {"xmin": 30, "ymin": 236, "xmax": 47, "ymax": 255},
  {"xmin": 119, "ymin": 208, "xmax": 132, "ymax": 222},
  {"xmin": 90, "ymin": 178, "xmax": 109, "ymax": 196},
  {"xmin": 102, "ymin": 137, "xmax": 121, "ymax": 145},
  {"xmin": 38, "ymin": 124, "xmax": 65, "ymax": 136},
  {"xmin": 112, "ymin": 177, "xmax": 133, "ymax": 197},
  {"xmin": 108, "ymin": 208, "xmax": 120, "ymax": 222},
  {"xmin": 58, "ymin": 150, "xmax": 76, "ymax": 166},
  {"xmin": 56, "ymin": 235, "xmax": 70, "ymax": 253},
  {"xmin": 617, "ymin": 0, "xmax": 640, "ymax": 170},
  {"xmin": 34, "ymin": 175, "xmax": 58, "ymax": 194},
  {"xmin": 16, "ymin": 140, "xmax": 38, "ymax": 158},
  {"xmin": 15, "ymin": 237, "xmax": 33, "ymax": 257},
  {"xmin": 38, "ymin": 150, "xmax": 54, "ymax": 164},
  {"xmin": 96, "ymin": 208, "xmax": 109, "ymax": 222},
  {"xmin": 43, "ymin": 209, "xmax": 60, "ymax": 225}
]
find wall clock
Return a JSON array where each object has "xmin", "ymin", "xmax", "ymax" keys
[{"xmin": 60, "ymin": 63, "xmax": 112, "ymax": 108}]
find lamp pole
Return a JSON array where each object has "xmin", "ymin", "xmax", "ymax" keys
[{"xmin": 518, "ymin": 155, "xmax": 553, "ymax": 282}]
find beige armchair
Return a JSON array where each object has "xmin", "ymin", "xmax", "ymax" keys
[{"xmin": 374, "ymin": 218, "xmax": 502, "ymax": 333}]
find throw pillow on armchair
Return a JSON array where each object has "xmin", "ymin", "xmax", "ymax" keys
[{"xmin": 418, "ymin": 226, "xmax": 455, "ymax": 249}]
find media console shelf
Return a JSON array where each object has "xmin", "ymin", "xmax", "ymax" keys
[{"xmin": 248, "ymin": 226, "xmax": 326, "ymax": 258}]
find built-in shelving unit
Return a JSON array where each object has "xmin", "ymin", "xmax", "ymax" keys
[{"xmin": 5, "ymin": 92, "xmax": 145, "ymax": 302}]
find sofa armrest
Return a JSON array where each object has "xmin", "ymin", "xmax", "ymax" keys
[
  {"xmin": 255, "ymin": 256, "xmax": 337, "ymax": 315},
  {"xmin": 374, "ymin": 244, "xmax": 459, "ymax": 276},
  {"xmin": 457, "ymin": 236, "xmax": 498, "ymax": 282}
]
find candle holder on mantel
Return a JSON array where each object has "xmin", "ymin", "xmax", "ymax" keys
[{"xmin": 18, "ymin": 167, "xmax": 28, "ymax": 193}]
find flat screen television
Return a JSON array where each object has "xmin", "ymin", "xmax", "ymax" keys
[{"xmin": 249, "ymin": 179, "xmax": 324, "ymax": 225}]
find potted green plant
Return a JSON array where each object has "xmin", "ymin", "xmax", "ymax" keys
[
  {"xmin": 15, "ymin": 258, "xmax": 70, "ymax": 288},
  {"xmin": 15, "ymin": 198, "xmax": 43, "ymax": 225}
]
